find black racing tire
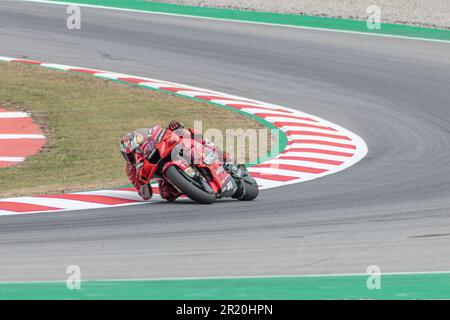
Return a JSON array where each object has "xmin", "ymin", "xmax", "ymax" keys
[
  {"xmin": 165, "ymin": 165, "xmax": 216, "ymax": 204},
  {"xmin": 239, "ymin": 174, "xmax": 259, "ymax": 201}
]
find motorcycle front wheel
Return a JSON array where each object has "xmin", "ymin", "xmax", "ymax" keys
[
  {"xmin": 239, "ymin": 173, "xmax": 259, "ymax": 201},
  {"xmin": 165, "ymin": 165, "xmax": 216, "ymax": 204}
]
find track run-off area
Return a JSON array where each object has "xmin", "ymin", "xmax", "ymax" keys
[{"xmin": 0, "ymin": 1, "xmax": 450, "ymax": 298}]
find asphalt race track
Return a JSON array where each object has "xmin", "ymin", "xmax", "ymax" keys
[{"xmin": 1, "ymin": 2, "xmax": 450, "ymax": 281}]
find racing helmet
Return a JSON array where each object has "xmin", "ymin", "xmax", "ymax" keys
[{"xmin": 120, "ymin": 132, "xmax": 144, "ymax": 165}]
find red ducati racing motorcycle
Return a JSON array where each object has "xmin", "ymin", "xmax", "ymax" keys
[{"xmin": 136, "ymin": 126, "xmax": 259, "ymax": 204}]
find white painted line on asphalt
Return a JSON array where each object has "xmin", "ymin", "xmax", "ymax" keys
[
  {"xmin": 1, "ymin": 269, "xmax": 449, "ymax": 284},
  {"xmin": 0, "ymin": 134, "xmax": 46, "ymax": 139},
  {"xmin": 76, "ymin": 190, "xmax": 150, "ymax": 201},
  {"xmin": 75, "ymin": 270, "xmax": 450, "ymax": 282},
  {"xmin": 86, "ymin": 190, "xmax": 165, "ymax": 201},
  {"xmin": 0, "ymin": 112, "xmax": 30, "ymax": 118},
  {"xmin": 282, "ymin": 126, "xmax": 341, "ymax": 133},
  {"xmin": 0, "ymin": 157, "xmax": 25, "ymax": 162},
  {"xmin": 238, "ymin": 107, "xmax": 292, "ymax": 115},
  {"xmin": 287, "ymin": 134, "xmax": 351, "ymax": 142},
  {"xmin": 259, "ymin": 116, "xmax": 318, "ymax": 123},
  {"xmin": 248, "ymin": 167, "xmax": 307, "ymax": 178},
  {"xmin": 41, "ymin": 63, "xmax": 76, "ymax": 70},
  {"xmin": 94, "ymin": 73, "xmax": 121, "ymax": 80},
  {"xmin": 268, "ymin": 158, "xmax": 337, "ymax": 170},
  {"xmin": 138, "ymin": 82, "xmax": 181, "ymax": 89},
  {"xmin": 175, "ymin": 90, "xmax": 220, "ymax": 97},
  {"xmin": 285, "ymin": 143, "xmax": 355, "ymax": 152},
  {"xmin": 286, "ymin": 135, "xmax": 353, "ymax": 144},
  {"xmin": 0, "ymin": 210, "xmax": 16, "ymax": 216}
]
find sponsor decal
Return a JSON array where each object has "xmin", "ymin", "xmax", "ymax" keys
[
  {"xmin": 155, "ymin": 129, "xmax": 166, "ymax": 144},
  {"xmin": 184, "ymin": 166, "xmax": 196, "ymax": 177}
]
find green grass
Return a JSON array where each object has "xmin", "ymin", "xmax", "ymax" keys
[{"xmin": 0, "ymin": 62, "xmax": 269, "ymax": 197}]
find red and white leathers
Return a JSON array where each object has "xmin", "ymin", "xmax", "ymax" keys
[
  {"xmin": 125, "ymin": 160, "xmax": 181, "ymax": 201},
  {"xmin": 123, "ymin": 129, "xmax": 181, "ymax": 201}
]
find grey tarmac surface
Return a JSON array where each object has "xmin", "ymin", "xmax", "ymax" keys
[{"xmin": 0, "ymin": 2, "xmax": 450, "ymax": 281}]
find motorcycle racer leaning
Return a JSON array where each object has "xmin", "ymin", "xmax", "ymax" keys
[{"xmin": 120, "ymin": 120, "xmax": 234, "ymax": 201}]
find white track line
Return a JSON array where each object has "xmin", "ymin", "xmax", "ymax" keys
[
  {"xmin": 0, "ymin": 157, "xmax": 25, "ymax": 162},
  {"xmin": 281, "ymin": 152, "xmax": 352, "ymax": 162},
  {"xmin": 41, "ymin": 63, "xmax": 76, "ymax": 70},
  {"xmin": 238, "ymin": 108, "xmax": 293, "ymax": 115},
  {"xmin": 287, "ymin": 134, "xmax": 351, "ymax": 142},
  {"xmin": 137, "ymin": 82, "xmax": 177, "ymax": 89},
  {"xmin": 0, "ymin": 112, "xmax": 30, "ymax": 118},
  {"xmin": 76, "ymin": 190, "xmax": 153, "ymax": 201},
  {"xmin": 1, "ymin": 269, "xmax": 449, "ymax": 284},
  {"xmin": 268, "ymin": 159, "xmax": 337, "ymax": 170},
  {"xmin": 282, "ymin": 126, "xmax": 344, "ymax": 134},
  {"xmin": 0, "ymin": 134, "xmax": 46, "ymax": 139},
  {"xmin": 248, "ymin": 167, "xmax": 312, "ymax": 178},
  {"xmin": 259, "ymin": 116, "xmax": 318, "ymax": 123},
  {"xmin": 285, "ymin": 143, "xmax": 355, "ymax": 152},
  {"xmin": 287, "ymin": 135, "xmax": 354, "ymax": 144}
]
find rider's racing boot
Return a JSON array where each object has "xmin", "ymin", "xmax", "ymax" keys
[{"xmin": 159, "ymin": 180, "xmax": 182, "ymax": 202}]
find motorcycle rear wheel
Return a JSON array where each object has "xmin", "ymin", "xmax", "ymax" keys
[{"xmin": 165, "ymin": 165, "xmax": 216, "ymax": 204}]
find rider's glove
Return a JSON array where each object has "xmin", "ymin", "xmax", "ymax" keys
[
  {"xmin": 224, "ymin": 163, "xmax": 246, "ymax": 179},
  {"xmin": 168, "ymin": 120, "xmax": 184, "ymax": 131}
]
